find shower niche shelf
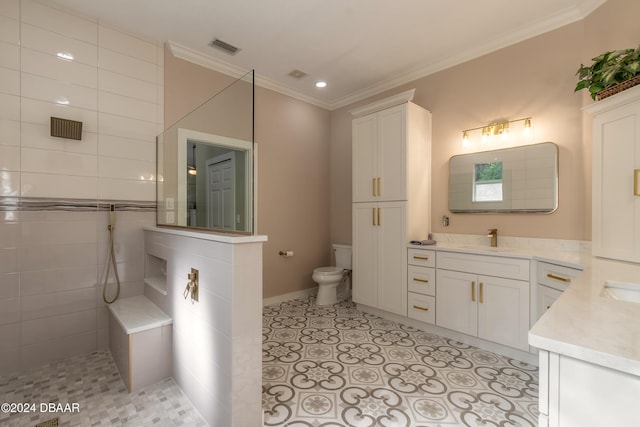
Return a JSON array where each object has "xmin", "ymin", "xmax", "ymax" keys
[{"xmin": 144, "ymin": 254, "xmax": 168, "ymax": 296}]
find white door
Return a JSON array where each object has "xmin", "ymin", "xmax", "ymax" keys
[
  {"xmin": 377, "ymin": 104, "xmax": 406, "ymax": 202},
  {"xmin": 352, "ymin": 203, "xmax": 378, "ymax": 308},
  {"xmin": 477, "ymin": 275, "xmax": 529, "ymax": 351},
  {"xmin": 376, "ymin": 201, "xmax": 407, "ymax": 315},
  {"xmin": 352, "ymin": 114, "xmax": 378, "ymax": 202},
  {"xmin": 206, "ymin": 152, "xmax": 235, "ymax": 229},
  {"xmin": 436, "ymin": 269, "xmax": 477, "ymax": 336}
]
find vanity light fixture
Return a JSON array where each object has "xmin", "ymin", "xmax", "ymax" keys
[
  {"xmin": 462, "ymin": 117, "xmax": 533, "ymax": 146},
  {"xmin": 187, "ymin": 144, "xmax": 197, "ymax": 176}
]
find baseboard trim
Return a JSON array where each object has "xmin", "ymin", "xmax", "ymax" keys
[{"xmin": 263, "ymin": 287, "xmax": 317, "ymax": 307}]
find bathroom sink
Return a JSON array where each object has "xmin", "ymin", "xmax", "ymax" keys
[{"xmin": 601, "ymin": 281, "xmax": 640, "ymax": 303}]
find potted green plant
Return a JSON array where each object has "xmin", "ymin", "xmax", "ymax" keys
[{"xmin": 575, "ymin": 45, "xmax": 640, "ymax": 100}]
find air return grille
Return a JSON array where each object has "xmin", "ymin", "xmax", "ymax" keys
[
  {"xmin": 50, "ymin": 117, "xmax": 82, "ymax": 140},
  {"xmin": 209, "ymin": 38, "xmax": 240, "ymax": 55}
]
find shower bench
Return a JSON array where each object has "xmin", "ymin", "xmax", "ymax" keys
[{"xmin": 107, "ymin": 295, "xmax": 172, "ymax": 393}]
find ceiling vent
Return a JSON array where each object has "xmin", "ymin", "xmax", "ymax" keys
[
  {"xmin": 288, "ymin": 69, "xmax": 308, "ymax": 79},
  {"xmin": 209, "ymin": 38, "xmax": 240, "ymax": 55}
]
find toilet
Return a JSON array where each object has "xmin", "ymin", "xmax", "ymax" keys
[{"xmin": 313, "ymin": 244, "xmax": 352, "ymax": 306}]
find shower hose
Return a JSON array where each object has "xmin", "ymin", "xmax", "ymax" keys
[{"xmin": 102, "ymin": 216, "xmax": 121, "ymax": 304}]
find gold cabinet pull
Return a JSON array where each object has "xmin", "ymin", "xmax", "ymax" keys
[
  {"xmin": 372, "ymin": 208, "xmax": 376, "ymax": 226},
  {"xmin": 413, "ymin": 255, "xmax": 429, "ymax": 261},
  {"xmin": 412, "ymin": 305, "xmax": 429, "ymax": 311},
  {"xmin": 635, "ymin": 169, "xmax": 640, "ymax": 196},
  {"xmin": 377, "ymin": 207, "xmax": 381, "ymax": 226},
  {"xmin": 377, "ymin": 177, "xmax": 381, "ymax": 197},
  {"xmin": 471, "ymin": 281, "xmax": 476, "ymax": 302},
  {"xmin": 372, "ymin": 178, "xmax": 377, "ymax": 197},
  {"xmin": 547, "ymin": 273, "xmax": 571, "ymax": 283},
  {"xmin": 479, "ymin": 282, "xmax": 484, "ymax": 303},
  {"xmin": 546, "ymin": 305, "xmax": 551, "ymax": 310},
  {"xmin": 412, "ymin": 277, "xmax": 429, "ymax": 283}
]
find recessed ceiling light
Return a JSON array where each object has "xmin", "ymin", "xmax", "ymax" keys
[{"xmin": 315, "ymin": 81, "xmax": 327, "ymax": 88}]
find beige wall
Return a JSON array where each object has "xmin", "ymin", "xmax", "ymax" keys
[
  {"xmin": 331, "ymin": 0, "xmax": 640, "ymax": 244},
  {"xmin": 165, "ymin": 54, "xmax": 331, "ymax": 299}
]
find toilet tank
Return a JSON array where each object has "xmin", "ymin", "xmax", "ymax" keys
[{"xmin": 332, "ymin": 244, "xmax": 352, "ymax": 269}]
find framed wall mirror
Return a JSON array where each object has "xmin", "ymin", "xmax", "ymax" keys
[
  {"xmin": 157, "ymin": 70, "xmax": 254, "ymax": 233},
  {"xmin": 449, "ymin": 142, "xmax": 558, "ymax": 213}
]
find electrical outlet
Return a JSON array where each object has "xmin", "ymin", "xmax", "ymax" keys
[
  {"xmin": 166, "ymin": 211, "xmax": 175, "ymax": 223},
  {"xmin": 166, "ymin": 197, "xmax": 174, "ymax": 210}
]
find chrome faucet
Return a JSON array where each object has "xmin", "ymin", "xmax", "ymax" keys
[{"xmin": 487, "ymin": 228, "xmax": 498, "ymax": 247}]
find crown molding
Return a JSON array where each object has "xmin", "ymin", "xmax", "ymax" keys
[
  {"xmin": 167, "ymin": 0, "xmax": 607, "ymax": 112},
  {"xmin": 166, "ymin": 41, "xmax": 332, "ymax": 110}
]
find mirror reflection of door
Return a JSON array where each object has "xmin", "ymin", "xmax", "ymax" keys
[{"xmin": 206, "ymin": 152, "xmax": 236, "ymax": 229}]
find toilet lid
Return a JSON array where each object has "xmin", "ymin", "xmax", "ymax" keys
[{"xmin": 314, "ymin": 266, "xmax": 343, "ymax": 276}]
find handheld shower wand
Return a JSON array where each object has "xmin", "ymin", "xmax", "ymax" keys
[{"xmin": 102, "ymin": 204, "xmax": 121, "ymax": 304}]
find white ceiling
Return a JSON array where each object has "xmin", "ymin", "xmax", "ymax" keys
[{"xmin": 50, "ymin": 0, "xmax": 605, "ymax": 110}]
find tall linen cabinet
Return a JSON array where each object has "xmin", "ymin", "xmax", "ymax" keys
[{"xmin": 351, "ymin": 94, "xmax": 431, "ymax": 316}]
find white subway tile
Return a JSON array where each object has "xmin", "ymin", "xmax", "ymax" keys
[
  {"xmin": 0, "ymin": 247, "xmax": 18, "ymax": 274},
  {"xmin": 98, "ymin": 177, "xmax": 155, "ymax": 201},
  {"xmin": 98, "ymin": 134, "xmax": 155, "ymax": 161},
  {"xmin": 21, "ymin": 0, "xmax": 97, "ymax": 45},
  {"xmin": 0, "ymin": 222, "xmax": 19, "ymax": 248},
  {"xmin": 99, "ymin": 156, "xmax": 154, "ymax": 180},
  {"xmin": 98, "ymin": 112, "xmax": 157, "ymax": 141},
  {"xmin": 20, "ymin": 330, "xmax": 96, "ymax": 370},
  {"xmin": 21, "ymin": 23, "xmax": 98, "ymax": 67},
  {"xmin": 0, "ymin": 273, "xmax": 19, "ymax": 299},
  {"xmin": 21, "ymin": 98, "xmax": 98, "ymax": 132},
  {"xmin": 0, "ymin": 15, "xmax": 19, "ymax": 45},
  {"xmin": 21, "ymin": 308, "xmax": 96, "ymax": 345},
  {"xmin": 20, "ymin": 217, "xmax": 97, "ymax": 246},
  {"xmin": 21, "ymin": 147, "xmax": 97, "ymax": 177},
  {"xmin": 0, "ymin": 67, "xmax": 19, "ymax": 96},
  {"xmin": 0, "ymin": 347, "xmax": 19, "ymax": 376},
  {"xmin": 0, "ymin": 297, "xmax": 19, "ymax": 325},
  {"xmin": 98, "ymin": 47, "xmax": 157, "ymax": 83},
  {"xmin": 21, "ymin": 172, "xmax": 97, "ymax": 199},
  {"xmin": 98, "ymin": 91, "xmax": 157, "ymax": 123},
  {"xmin": 0, "ymin": 119, "xmax": 19, "ymax": 146},
  {"xmin": 0, "ymin": 322, "xmax": 19, "ymax": 350},
  {"xmin": 0, "ymin": 41, "xmax": 20, "ymax": 70},
  {"xmin": 20, "ymin": 210, "xmax": 96, "ymax": 223},
  {"xmin": 98, "ymin": 24, "xmax": 157, "ymax": 64},
  {"xmin": 21, "ymin": 267, "xmax": 97, "ymax": 296},
  {"xmin": 0, "ymin": 145, "xmax": 19, "ymax": 171},
  {"xmin": 21, "ymin": 286, "xmax": 96, "ymax": 321},
  {"xmin": 0, "ymin": 0, "xmax": 19, "ymax": 19},
  {"xmin": 0, "ymin": 171, "xmax": 19, "ymax": 196},
  {"xmin": 21, "ymin": 73, "xmax": 98, "ymax": 110},
  {"xmin": 21, "ymin": 122, "xmax": 98, "ymax": 155},
  {"xmin": 20, "ymin": 242, "xmax": 97, "ymax": 271},
  {"xmin": 98, "ymin": 68, "xmax": 157, "ymax": 103},
  {"xmin": 0, "ymin": 93, "xmax": 20, "ymax": 121},
  {"xmin": 21, "ymin": 48, "xmax": 98, "ymax": 89}
]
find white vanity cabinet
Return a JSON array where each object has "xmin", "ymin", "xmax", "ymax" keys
[
  {"xmin": 587, "ymin": 85, "xmax": 640, "ymax": 263},
  {"xmin": 535, "ymin": 261, "xmax": 581, "ymax": 321},
  {"xmin": 436, "ymin": 251, "xmax": 530, "ymax": 351},
  {"xmin": 407, "ymin": 248, "xmax": 436, "ymax": 324},
  {"xmin": 351, "ymin": 95, "xmax": 431, "ymax": 317}
]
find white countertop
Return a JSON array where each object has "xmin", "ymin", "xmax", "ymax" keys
[
  {"xmin": 529, "ymin": 256, "xmax": 640, "ymax": 376},
  {"xmin": 409, "ymin": 241, "xmax": 640, "ymax": 375},
  {"xmin": 145, "ymin": 226, "xmax": 268, "ymax": 243},
  {"xmin": 108, "ymin": 295, "xmax": 172, "ymax": 334}
]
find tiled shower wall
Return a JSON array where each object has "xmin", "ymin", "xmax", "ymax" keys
[{"xmin": 0, "ymin": 0, "xmax": 163, "ymax": 375}]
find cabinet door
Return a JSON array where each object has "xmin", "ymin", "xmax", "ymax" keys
[
  {"xmin": 353, "ymin": 114, "xmax": 378, "ymax": 202},
  {"xmin": 377, "ymin": 105, "xmax": 406, "ymax": 201},
  {"xmin": 436, "ymin": 269, "xmax": 477, "ymax": 336},
  {"xmin": 352, "ymin": 203, "xmax": 378, "ymax": 307},
  {"xmin": 477, "ymin": 275, "xmax": 529, "ymax": 351},
  {"xmin": 592, "ymin": 100, "xmax": 640, "ymax": 262},
  {"xmin": 376, "ymin": 202, "xmax": 407, "ymax": 315},
  {"xmin": 537, "ymin": 284, "xmax": 562, "ymax": 321}
]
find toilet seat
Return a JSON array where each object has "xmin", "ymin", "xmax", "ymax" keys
[{"xmin": 313, "ymin": 266, "xmax": 344, "ymax": 277}]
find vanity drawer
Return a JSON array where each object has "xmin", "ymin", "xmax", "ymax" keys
[
  {"xmin": 407, "ymin": 265, "xmax": 435, "ymax": 296},
  {"xmin": 408, "ymin": 248, "xmax": 435, "ymax": 267},
  {"xmin": 537, "ymin": 261, "xmax": 582, "ymax": 292},
  {"xmin": 408, "ymin": 292, "xmax": 435, "ymax": 324},
  {"xmin": 437, "ymin": 250, "xmax": 529, "ymax": 281}
]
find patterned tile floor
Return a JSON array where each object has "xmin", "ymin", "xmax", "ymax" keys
[
  {"xmin": 0, "ymin": 351, "xmax": 206, "ymax": 427},
  {"xmin": 262, "ymin": 297, "xmax": 539, "ymax": 427}
]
